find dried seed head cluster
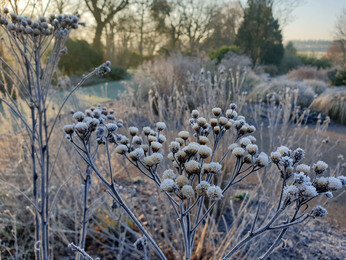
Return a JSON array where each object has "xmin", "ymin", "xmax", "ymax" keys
[
  {"xmin": 271, "ymin": 145, "xmax": 345, "ymax": 217},
  {"xmin": 1, "ymin": 9, "xmax": 82, "ymax": 40}
]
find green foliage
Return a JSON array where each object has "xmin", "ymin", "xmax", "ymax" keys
[
  {"xmin": 279, "ymin": 42, "xmax": 302, "ymax": 74},
  {"xmin": 236, "ymin": 0, "xmax": 283, "ymax": 66},
  {"xmin": 209, "ymin": 45, "xmax": 241, "ymax": 63},
  {"xmin": 105, "ymin": 66, "xmax": 127, "ymax": 80},
  {"xmin": 59, "ymin": 39, "xmax": 103, "ymax": 75},
  {"xmin": 328, "ymin": 68, "xmax": 346, "ymax": 86},
  {"xmin": 297, "ymin": 55, "xmax": 332, "ymax": 69}
]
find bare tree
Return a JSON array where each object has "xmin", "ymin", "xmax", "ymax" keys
[
  {"xmin": 84, "ymin": 0, "xmax": 129, "ymax": 50},
  {"xmin": 334, "ymin": 8, "xmax": 346, "ymax": 64}
]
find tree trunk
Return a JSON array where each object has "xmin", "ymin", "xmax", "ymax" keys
[{"xmin": 93, "ymin": 23, "xmax": 105, "ymax": 52}]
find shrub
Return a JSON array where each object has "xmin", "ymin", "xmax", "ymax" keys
[
  {"xmin": 328, "ymin": 68, "xmax": 346, "ymax": 86},
  {"xmin": 297, "ymin": 55, "xmax": 332, "ymax": 69},
  {"xmin": 104, "ymin": 65, "xmax": 127, "ymax": 80},
  {"xmin": 248, "ymin": 78, "xmax": 317, "ymax": 108},
  {"xmin": 311, "ymin": 87, "xmax": 346, "ymax": 124},
  {"xmin": 59, "ymin": 39, "xmax": 103, "ymax": 75},
  {"xmin": 209, "ymin": 45, "xmax": 241, "ymax": 63},
  {"xmin": 287, "ymin": 66, "xmax": 329, "ymax": 82}
]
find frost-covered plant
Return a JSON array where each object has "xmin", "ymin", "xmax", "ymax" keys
[
  {"xmin": 63, "ymin": 104, "xmax": 166, "ymax": 259},
  {"xmin": 65, "ymin": 102, "xmax": 345, "ymax": 259},
  {"xmin": 0, "ymin": 8, "xmax": 111, "ymax": 259}
]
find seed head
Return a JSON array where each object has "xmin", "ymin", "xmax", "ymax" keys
[
  {"xmin": 207, "ymin": 185, "xmax": 223, "ymax": 200},
  {"xmin": 198, "ymin": 145, "xmax": 212, "ymax": 159},
  {"xmin": 296, "ymin": 164, "xmax": 310, "ymax": 174},
  {"xmin": 212, "ymin": 107, "xmax": 222, "ymax": 116},
  {"xmin": 232, "ymin": 147, "xmax": 245, "ymax": 158},
  {"xmin": 181, "ymin": 185, "xmax": 195, "ymax": 199},
  {"xmin": 175, "ymin": 175, "xmax": 189, "ymax": 188},
  {"xmin": 143, "ymin": 127, "xmax": 151, "ymax": 135},
  {"xmin": 115, "ymin": 144, "xmax": 128, "ymax": 154},
  {"xmin": 169, "ymin": 141, "xmax": 180, "ymax": 153},
  {"xmin": 257, "ymin": 152, "xmax": 269, "ymax": 167},
  {"xmin": 73, "ymin": 111, "xmax": 85, "ymax": 122},
  {"xmin": 63, "ymin": 125, "xmax": 74, "ymax": 135},
  {"xmin": 178, "ymin": 131, "xmax": 189, "ymax": 140},
  {"xmin": 151, "ymin": 141, "xmax": 162, "ymax": 152},
  {"xmin": 196, "ymin": 181, "xmax": 210, "ymax": 196},
  {"xmin": 185, "ymin": 160, "xmax": 201, "ymax": 175},
  {"xmin": 311, "ymin": 205, "xmax": 328, "ymax": 218},
  {"xmin": 162, "ymin": 169, "xmax": 176, "ymax": 180},
  {"xmin": 156, "ymin": 122, "xmax": 166, "ymax": 131},
  {"xmin": 192, "ymin": 110, "xmax": 199, "ymax": 118},
  {"xmin": 129, "ymin": 126, "xmax": 139, "ymax": 136},
  {"xmin": 312, "ymin": 161, "xmax": 328, "ymax": 174},
  {"xmin": 160, "ymin": 179, "xmax": 175, "ymax": 192},
  {"xmin": 198, "ymin": 136, "xmax": 209, "ymax": 145},
  {"xmin": 203, "ymin": 162, "xmax": 222, "ymax": 174}
]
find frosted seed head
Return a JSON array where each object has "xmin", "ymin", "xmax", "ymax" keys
[
  {"xmin": 226, "ymin": 109, "xmax": 237, "ymax": 119},
  {"xmin": 181, "ymin": 185, "xmax": 195, "ymax": 199},
  {"xmin": 246, "ymin": 144, "xmax": 258, "ymax": 155},
  {"xmin": 312, "ymin": 161, "xmax": 328, "ymax": 175},
  {"xmin": 178, "ymin": 131, "xmax": 189, "ymax": 140},
  {"xmin": 160, "ymin": 179, "xmax": 175, "ymax": 192},
  {"xmin": 232, "ymin": 147, "xmax": 245, "ymax": 158},
  {"xmin": 151, "ymin": 141, "xmax": 162, "ymax": 152},
  {"xmin": 73, "ymin": 111, "xmax": 85, "ymax": 122},
  {"xmin": 115, "ymin": 144, "xmax": 128, "ymax": 154},
  {"xmin": 247, "ymin": 135, "xmax": 256, "ymax": 143},
  {"xmin": 212, "ymin": 107, "xmax": 222, "ymax": 116},
  {"xmin": 338, "ymin": 176, "xmax": 346, "ymax": 186},
  {"xmin": 197, "ymin": 117, "xmax": 207, "ymax": 127},
  {"xmin": 158, "ymin": 135, "xmax": 166, "ymax": 143},
  {"xmin": 203, "ymin": 162, "xmax": 222, "ymax": 174},
  {"xmin": 129, "ymin": 126, "xmax": 139, "ymax": 136},
  {"xmin": 148, "ymin": 135, "xmax": 157, "ymax": 143},
  {"xmin": 129, "ymin": 148, "xmax": 144, "ymax": 161},
  {"xmin": 162, "ymin": 169, "xmax": 176, "ymax": 180},
  {"xmin": 277, "ymin": 146, "xmax": 291, "ymax": 156},
  {"xmin": 196, "ymin": 181, "xmax": 210, "ymax": 196},
  {"xmin": 229, "ymin": 103, "xmax": 237, "ymax": 110},
  {"xmin": 132, "ymin": 136, "xmax": 143, "ymax": 145},
  {"xmin": 210, "ymin": 118, "xmax": 218, "ymax": 127},
  {"xmin": 311, "ymin": 205, "xmax": 328, "ymax": 218},
  {"xmin": 257, "ymin": 152, "xmax": 269, "ymax": 167},
  {"xmin": 299, "ymin": 185, "xmax": 317, "ymax": 198},
  {"xmin": 296, "ymin": 164, "xmax": 310, "ymax": 174},
  {"xmin": 283, "ymin": 185, "xmax": 299, "ymax": 201},
  {"xmin": 280, "ymin": 156, "xmax": 293, "ymax": 168},
  {"xmin": 176, "ymin": 151, "xmax": 188, "ymax": 163},
  {"xmin": 169, "ymin": 141, "xmax": 180, "ymax": 153},
  {"xmin": 175, "ymin": 137, "xmax": 185, "ymax": 146},
  {"xmin": 207, "ymin": 185, "xmax": 223, "ymax": 200},
  {"xmin": 327, "ymin": 177, "xmax": 342, "ymax": 191},
  {"xmin": 75, "ymin": 122, "xmax": 88, "ymax": 135},
  {"xmin": 185, "ymin": 160, "xmax": 201, "ymax": 175},
  {"xmin": 240, "ymin": 137, "xmax": 251, "ymax": 148},
  {"xmin": 219, "ymin": 117, "xmax": 228, "ymax": 126},
  {"xmin": 243, "ymin": 155, "xmax": 253, "ymax": 164},
  {"xmin": 175, "ymin": 175, "xmax": 189, "ymax": 189},
  {"xmin": 198, "ymin": 145, "xmax": 212, "ymax": 159},
  {"xmin": 63, "ymin": 125, "xmax": 74, "ymax": 135},
  {"xmin": 214, "ymin": 126, "xmax": 220, "ymax": 134},
  {"xmin": 292, "ymin": 148, "xmax": 305, "ymax": 163},
  {"xmin": 198, "ymin": 136, "xmax": 209, "ymax": 145},
  {"xmin": 192, "ymin": 110, "xmax": 199, "ymax": 118},
  {"xmin": 156, "ymin": 122, "xmax": 166, "ymax": 131},
  {"xmin": 143, "ymin": 127, "xmax": 151, "ymax": 135},
  {"xmin": 228, "ymin": 143, "xmax": 239, "ymax": 152},
  {"xmin": 186, "ymin": 142, "xmax": 200, "ymax": 156}
]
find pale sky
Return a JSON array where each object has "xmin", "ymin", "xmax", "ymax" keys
[{"xmin": 283, "ymin": 0, "xmax": 346, "ymax": 41}]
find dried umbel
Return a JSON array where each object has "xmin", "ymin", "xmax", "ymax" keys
[
  {"xmin": 65, "ymin": 102, "xmax": 345, "ymax": 260},
  {"xmin": 106, "ymin": 104, "xmax": 272, "ymax": 259}
]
